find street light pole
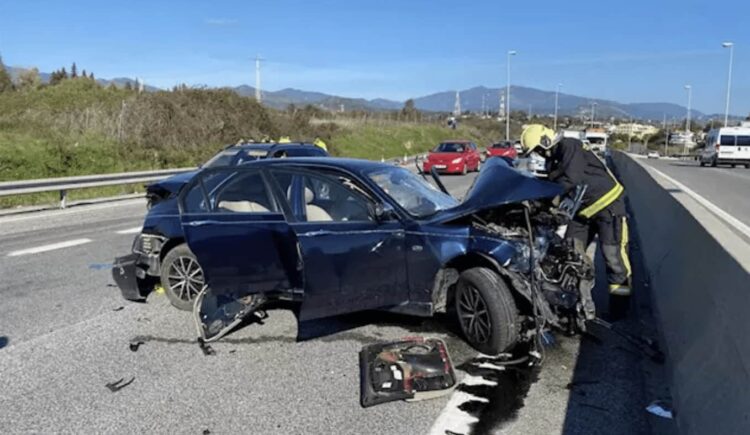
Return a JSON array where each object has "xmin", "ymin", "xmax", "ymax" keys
[
  {"xmin": 722, "ymin": 42, "xmax": 734, "ymax": 127},
  {"xmin": 506, "ymin": 50, "xmax": 516, "ymax": 142},
  {"xmin": 554, "ymin": 83, "xmax": 562, "ymax": 131},
  {"xmin": 684, "ymin": 84, "xmax": 692, "ymax": 156}
]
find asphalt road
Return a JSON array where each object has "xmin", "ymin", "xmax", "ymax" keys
[
  {"xmin": 638, "ymin": 157, "xmax": 750, "ymax": 229},
  {"xmin": 0, "ymin": 169, "xmax": 657, "ymax": 434}
]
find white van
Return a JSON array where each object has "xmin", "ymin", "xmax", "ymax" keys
[{"xmin": 700, "ymin": 127, "xmax": 750, "ymax": 168}]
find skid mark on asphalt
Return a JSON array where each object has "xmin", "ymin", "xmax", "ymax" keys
[
  {"xmin": 6, "ymin": 238, "xmax": 93, "ymax": 257},
  {"xmin": 429, "ymin": 353, "xmax": 539, "ymax": 435}
]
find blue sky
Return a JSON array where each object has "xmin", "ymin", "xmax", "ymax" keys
[{"xmin": 1, "ymin": 0, "xmax": 748, "ymax": 115}]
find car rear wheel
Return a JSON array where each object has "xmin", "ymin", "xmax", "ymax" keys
[
  {"xmin": 699, "ymin": 160, "xmax": 705, "ymax": 167},
  {"xmin": 711, "ymin": 157, "xmax": 718, "ymax": 167},
  {"xmin": 161, "ymin": 243, "xmax": 204, "ymax": 311},
  {"xmin": 455, "ymin": 267, "xmax": 519, "ymax": 355}
]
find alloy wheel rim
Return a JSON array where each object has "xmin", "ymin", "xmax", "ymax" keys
[
  {"xmin": 167, "ymin": 256, "xmax": 204, "ymax": 302},
  {"xmin": 457, "ymin": 285, "xmax": 491, "ymax": 344}
]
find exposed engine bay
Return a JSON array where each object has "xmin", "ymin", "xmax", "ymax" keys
[{"xmin": 472, "ymin": 197, "xmax": 595, "ymax": 338}]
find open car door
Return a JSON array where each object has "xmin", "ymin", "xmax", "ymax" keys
[
  {"xmin": 269, "ymin": 168, "xmax": 409, "ymax": 321},
  {"xmin": 179, "ymin": 168, "xmax": 302, "ymax": 341}
]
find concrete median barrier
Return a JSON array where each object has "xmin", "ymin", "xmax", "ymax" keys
[{"xmin": 611, "ymin": 152, "xmax": 750, "ymax": 434}]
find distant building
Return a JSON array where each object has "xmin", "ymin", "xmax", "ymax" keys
[{"xmin": 613, "ymin": 122, "xmax": 659, "ymax": 138}]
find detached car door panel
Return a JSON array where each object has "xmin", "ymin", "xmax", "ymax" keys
[{"xmin": 180, "ymin": 168, "xmax": 302, "ymax": 341}]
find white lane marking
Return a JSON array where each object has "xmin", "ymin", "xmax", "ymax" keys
[
  {"xmin": 461, "ymin": 375, "xmax": 498, "ymax": 387},
  {"xmin": 648, "ymin": 166, "xmax": 750, "ymax": 239},
  {"xmin": 475, "ymin": 361, "xmax": 507, "ymax": 371},
  {"xmin": 428, "ymin": 391, "xmax": 482, "ymax": 435},
  {"xmin": 7, "ymin": 238, "xmax": 93, "ymax": 257},
  {"xmin": 116, "ymin": 226, "xmax": 142, "ymax": 235}
]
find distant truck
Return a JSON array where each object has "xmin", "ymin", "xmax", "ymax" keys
[{"xmin": 584, "ymin": 128, "xmax": 608, "ymax": 154}]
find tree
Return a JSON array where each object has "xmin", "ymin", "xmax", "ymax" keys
[
  {"xmin": 17, "ymin": 67, "xmax": 41, "ymax": 90},
  {"xmin": 400, "ymin": 99, "xmax": 420, "ymax": 122},
  {"xmin": 81, "ymin": 69, "xmax": 87, "ymax": 79},
  {"xmin": 89, "ymin": 72, "xmax": 95, "ymax": 80},
  {"xmin": 0, "ymin": 58, "xmax": 13, "ymax": 92},
  {"xmin": 124, "ymin": 81, "xmax": 133, "ymax": 91},
  {"xmin": 71, "ymin": 62, "xmax": 77, "ymax": 78}
]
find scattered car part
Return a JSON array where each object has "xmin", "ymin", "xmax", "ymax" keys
[
  {"xmin": 112, "ymin": 306, "xmax": 124, "ymax": 312},
  {"xmin": 193, "ymin": 285, "xmax": 266, "ymax": 343},
  {"xmin": 588, "ymin": 318, "xmax": 665, "ymax": 364},
  {"xmin": 359, "ymin": 338, "xmax": 457, "ymax": 408},
  {"xmin": 646, "ymin": 400, "xmax": 673, "ymax": 419},
  {"xmin": 197, "ymin": 338, "xmax": 216, "ymax": 356},
  {"xmin": 105, "ymin": 377, "xmax": 135, "ymax": 392},
  {"xmin": 128, "ymin": 341, "xmax": 144, "ymax": 352}
]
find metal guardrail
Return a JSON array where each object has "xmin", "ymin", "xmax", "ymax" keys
[{"xmin": 0, "ymin": 168, "xmax": 196, "ymax": 208}]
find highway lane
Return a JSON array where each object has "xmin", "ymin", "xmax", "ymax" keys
[
  {"xmin": 637, "ymin": 158, "xmax": 750, "ymax": 229},
  {"xmin": 0, "ymin": 169, "xmax": 653, "ymax": 434}
]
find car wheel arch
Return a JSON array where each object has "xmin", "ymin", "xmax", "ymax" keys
[
  {"xmin": 159, "ymin": 237, "xmax": 185, "ymax": 261},
  {"xmin": 431, "ymin": 252, "xmax": 532, "ymax": 315}
]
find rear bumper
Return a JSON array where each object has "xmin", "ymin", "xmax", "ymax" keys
[
  {"xmin": 717, "ymin": 158, "xmax": 750, "ymax": 165},
  {"xmin": 112, "ymin": 253, "xmax": 157, "ymax": 302}
]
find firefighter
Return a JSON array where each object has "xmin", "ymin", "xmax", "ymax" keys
[
  {"xmin": 313, "ymin": 137, "xmax": 328, "ymax": 151},
  {"xmin": 521, "ymin": 125, "xmax": 632, "ymax": 304}
]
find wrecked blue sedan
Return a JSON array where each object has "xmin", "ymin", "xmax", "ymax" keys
[{"xmin": 114, "ymin": 157, "xmax": 594, "ymax": 354}]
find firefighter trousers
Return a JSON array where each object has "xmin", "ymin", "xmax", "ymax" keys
[{"xmin": 566, "ymin": 198, "xmax": 631, "ymax": 294}]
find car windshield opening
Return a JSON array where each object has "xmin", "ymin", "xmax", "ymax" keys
[
  {"xmin": 434, "ymin": 143, "xmax": 466, "ymax": 153},
  {"xmin": 492, "ymin": 142, "xmax": 511, "ymax": 148},
  {"xmin": 368, "ymin": 167, "xmax": 458, "ymax": 218}
]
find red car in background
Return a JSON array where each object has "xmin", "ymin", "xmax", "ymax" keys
[
  {"xmin": 485, "ymin": 141, "xmax": 518, "ymax": 163},
  {"xmin": 422, "ymin": 141, "xmax": 481, "ymax": 175}
]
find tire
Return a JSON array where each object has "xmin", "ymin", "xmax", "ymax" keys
[
  {"xmin": 462, "ymin": 164, "xmax": 468, "ymax": 175},
  {"xmin": 699, "ymin": 160, "xmax": 705, "ymax": 167},
  {"xmin": 730, "ymin": 164, "xmax": 736, "ymax": 168},
  {"xmin": 745, "ymin": 164, "xmax": 750, "ymax": 169},
  {"xmin": 455, "ymin": 267, "xmax": 519, "ymax": 355},
  {"xmin": 711, "ymin": 157, "xmax": 717, "ymax": 168},
  {"xmin": 161, "ymin": 243, "xmax": 205, "ymax": 311}
]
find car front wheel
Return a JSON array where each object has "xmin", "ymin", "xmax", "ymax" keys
[
  {"xmin": 455, "ymin": 267, "xmax": 519, "ymax": 355},
  {"xmin": 161, "ymin": 243, "xmax": 205, "ymax": 311}
]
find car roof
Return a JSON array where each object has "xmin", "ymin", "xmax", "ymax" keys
[
  {"xmin": 236, "ymin": 157, "xmax": 395, "ymax": 174},
  {"xmin": 226, "ymin": 142, "xmax": 318, "ymax": 150}
]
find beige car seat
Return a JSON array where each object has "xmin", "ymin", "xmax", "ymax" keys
[
  {"xmin": 304, "ymin": 187, "xmax": 332, "ymax": 221},
  {"xmin": 218, "ymin": 200, "xmax": 270, "ymax": 213}
]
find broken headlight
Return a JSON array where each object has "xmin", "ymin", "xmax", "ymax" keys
[{"xmin": 132, "ymin": 233, "xmax": 165, "ymax": 256}]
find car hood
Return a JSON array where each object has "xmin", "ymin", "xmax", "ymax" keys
[
  {"xmin": 437, "ymin": 158, "xmax": 562, "ymax": 221},
  {"xmin": 146, "ymin": 170, "xmax": 199, "ymax": 195},
  {"xmin": 428, "ymin": 152, "xmax": 463, "ymax": 160}
]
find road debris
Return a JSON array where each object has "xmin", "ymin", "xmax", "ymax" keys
[
  {"xmin": 198, "ymin": 338, "xmax": 216, "ymax": 356},
  {"xmin": 129, "ymin": 341, "xmax": 144, "ymax": 352},
  {"xmin": 646, "ymin": 400, "xmax": 673, "ymax": 419},
  {"xmin": 105, "ymin": 377, "xmax": 135, "ymax": 392},
  {"xmin": 112, "ymin": 306, "xmax": 124, "ymax": 312},
  {"xmin": 359, "ymin": 337, "xmax": 456, "ymax": 407}
]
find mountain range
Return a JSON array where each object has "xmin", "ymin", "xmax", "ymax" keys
[{"xmin": 8, "ymin": 64, "xmax": 737, "ymax": 121}]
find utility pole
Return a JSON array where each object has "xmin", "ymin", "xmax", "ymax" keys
[
  {"xmin": 255, "ymin": 55, "xmax": 264, "ymax": 103},
  {"xmin": 528, "ymin": 104, "xmax": 532, "ymax": 119},
  {"xmin": 663, "ymin": 113, "xmax": 668, "ymax": 157},
  {"xmin": 453, "ymin": 91, "xmax": 461, "ymax": 117},
  {"xmin": 590, "ymin": 102, "xmax": 597, "ymax": 127},
  {"xmin": 684, "ymin": 84, "xmax": 692, "ymax": 156},
  {"xmin": 554, "ymin": 83, "xmax": 562, "ymax": 131},
  {"xmin": 506, "ymin": 50, "xmax": 517, "ymax": 141},
  {"xmin": 481, "ymin": 94, "xmax": 486, "ymax": 117}
]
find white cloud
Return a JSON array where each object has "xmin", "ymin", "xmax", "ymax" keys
[{"xmin": 205, "ymin": 18, "xmax": 238, "ymax": 26}]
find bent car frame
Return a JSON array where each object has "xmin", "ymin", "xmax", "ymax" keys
[{"xmin": 113, "ymin": 157, "xmax": 594, "ymax": 354}]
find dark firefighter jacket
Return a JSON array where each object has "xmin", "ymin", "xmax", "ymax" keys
[{"xmin": 547, "ymin": 138, "xmax": 624, "ymax": 218}]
